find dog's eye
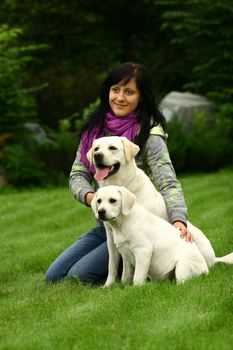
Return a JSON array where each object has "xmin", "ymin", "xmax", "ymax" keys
[
  {"xmin": 94, "ymin": 147, "xmax": 99, "ymax": 152},
  {"xmin": 109, "ymin": 198, "xmax": 117, "ymax": 204},
  {"xmin": 109, "ymin": 146, "xmax": 117, "ymax": 151},
  {"xmin": 97, "ymin": 199, "xmax": 102, "ymax": 204}
]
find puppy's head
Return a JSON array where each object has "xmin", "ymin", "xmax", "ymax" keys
[
  {"xmin": 91, "ymin": 185, "xmax": 136, "ymax": 222},
  {"xmin": 86, "ymin": 136, "xmax": 140, "ymax": 181}
]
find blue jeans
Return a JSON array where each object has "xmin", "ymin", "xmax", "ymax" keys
[{"xmin": 45, "ymin": 226, "xmax": 109, "ymax": 284}]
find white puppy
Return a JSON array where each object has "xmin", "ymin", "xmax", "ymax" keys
[
  {"xmin": 87, "ymin": 136, "xmax": 233, "ymax": 286},
  {"xmin": 92, "ymin": 186, "xmax": 210, "ymax": 285}
]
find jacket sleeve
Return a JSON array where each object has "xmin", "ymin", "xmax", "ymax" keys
[
  {"xmin": 142, "ymin": 134, "xmax": 188, "ymax": 225},
  {"xmin": 69, "ymin": 144, "xmax": 95, "ymax": 206}
]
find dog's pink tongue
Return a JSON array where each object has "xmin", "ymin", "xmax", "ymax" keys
[{"xmin": 94, "ymin": 167, "xmax": 110, "ymax": 181}]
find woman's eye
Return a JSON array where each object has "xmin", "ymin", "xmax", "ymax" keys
[
  {"xmin": 111, "ymin": 87, "xmax": 119, "ymax": 93},
  {"xmin": 109, "ymin": 198, "xmax": 117, "ymax": 204},
  {"xmin": 126, "ymin": 89, "xmax": 133, "ymax": 95}
]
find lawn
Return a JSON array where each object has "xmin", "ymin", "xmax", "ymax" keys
[{"xmin": 0, "ymin": 169, "xmax": 233, "ymax": 350}]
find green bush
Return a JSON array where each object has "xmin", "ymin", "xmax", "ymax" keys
[
  {"xmin": 2, "ymin": 119, "xmax": 78, "ymax": 187},
  {"xmin": 0, "ymin": 24, "xmax": 38, "ymax": 134},
  {"xmin": 2, "ymin": 140, "xmax": 49, "ymax": 187},
  {"xmin": 167, "ymin": 107, "xmax": 233, "ymax": 172},
  {"xmin": 36, "ymin": 119, "xmax": 78, "ymax": 179},
  {"xmin": 0, "ymin": 24, "xmax": 53, "ymax": 187},
  {"xmin": 160, "ymin": 0, "xmax": 233, "ymax": 104}
]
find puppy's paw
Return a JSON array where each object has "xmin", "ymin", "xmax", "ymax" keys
[
  {"xmin": 103, "ymin": 277, "xmax": 116, "ymax": 288},
  {"xmin": 121, "ymin": 277, "xmax": 133, "ymax": 284},
  {"xmin": 133, "ymin": 280, "xmax": 146, "ymax": 286}
]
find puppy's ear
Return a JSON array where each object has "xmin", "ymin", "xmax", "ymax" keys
[
  {"xmin": 118, "ymin": 186, "xmax": 136, "ymax": 216},
  {"xmin": 86, "ymin": 143, "xmax": 94, "ymax": 165},
  {"xmin": 90, "ymin": 193, "xmax": 97, "ymax": 217},
  {"xmin": 120, "ymin": 137, "xmax": 140, "ymax": 162}
]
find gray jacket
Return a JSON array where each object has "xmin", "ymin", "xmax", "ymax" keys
[{"xmin": 69, "ymin": 132, "xmax": 188, "ymax": 225}]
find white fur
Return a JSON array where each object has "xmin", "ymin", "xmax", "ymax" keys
[
  {"xmin": 92, "ymin": 186, "xmax": 209, "ymax": 285},
  {"xmin": 87, "ymin": 136, "xmax": 168, "ymax": 220},
  {"xmin": 87, "ymin": 136, "xmax": 233, "ymax": 286}
]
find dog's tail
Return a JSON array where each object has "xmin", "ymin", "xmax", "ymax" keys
[{"xmin": 215, "ymin": 252, "xmax": 233, "ymax": 264}]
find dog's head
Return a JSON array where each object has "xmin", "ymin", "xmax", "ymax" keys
[
  {"xmin": 86, "ymin": 136, "xmax": 140, "ymax": 181},
  {"xmin": 91, "ymin": 185, "xmax": 136, "ymax": 222}
]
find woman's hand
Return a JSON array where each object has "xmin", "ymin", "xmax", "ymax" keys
[
  {"xmin": 85, "ymin": 192, "xmax": 95, "ymax": 206},
  {"xmin": 173, "ymin": 221, "xmax": 193, "ymax": 243}
]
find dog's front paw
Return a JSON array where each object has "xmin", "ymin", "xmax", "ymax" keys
[
  {"xmin": 121, "ymin": 275, "xmax": 133, "ymax": 284},
  {"xmin": 133, "ymin": 279, "xmax": 146, "ymax": 286},
  {"xmin": 103, "ymin": 276, "xmax": 116, "ymax": 288}
]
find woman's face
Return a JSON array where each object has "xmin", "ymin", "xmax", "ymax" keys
[{"xmin": 109, "ymin": 78, "xmax": 141, "ymax": 117}]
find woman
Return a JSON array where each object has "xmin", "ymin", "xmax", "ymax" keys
[{"xmin": 46, "ymin": 62, "xmax": 191, "ymax": 284}]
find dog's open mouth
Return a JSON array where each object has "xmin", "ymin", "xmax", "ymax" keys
[{"xmin": 94, "ymin": 163, "xmax": 120, "ymax": 181}]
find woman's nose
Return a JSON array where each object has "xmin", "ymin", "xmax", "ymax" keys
[{"xmin": 116, "ymin": 91, "xmax": 125, "ymax": 101}]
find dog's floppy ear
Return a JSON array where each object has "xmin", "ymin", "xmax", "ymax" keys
[
  {"xmin": 120, "ymin": 137, "xmax": 140, "ymax": 162},
  {"xmin": 86, "ymin": 142, "xmax": 94, "ymax": 165},
  {"xmin": 118, "ymin": 186, "xmax": 136, "ymax": 216}
]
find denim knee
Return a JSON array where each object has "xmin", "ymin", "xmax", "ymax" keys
[
  {"xmin": 66, "ymin": 241, "xmax": 109, "ymax": 283},
  {"xmin": 45, "ymin": 264, "xmax": 64, "ymax": 283},
  {"xmin": 66, "ymin": 264, "xmax": 95, "ymax": 283},
  {"xmin": 45, "ymin": 225, "xmax": 107, "ymax": 284}
]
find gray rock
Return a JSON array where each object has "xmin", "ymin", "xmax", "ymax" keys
[
  {"xmin": 159, "ymin": 91, "xmax": 216, "ymax": 130},
  {"xmin": 24, "ymin": 123, "xmax": 55, "ymax": 144}
]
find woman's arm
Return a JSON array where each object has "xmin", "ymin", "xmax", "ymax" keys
[
  {"xmin": 69, "ymin": 145, "xmax": 95, "ymax": 206},
  {"xmin": 143, "ymin": 134, "xmax": 192, "ymax": 242},
  {"xmin": 143, "ymin": 134, "xmax": 188, "ymax": 225}
]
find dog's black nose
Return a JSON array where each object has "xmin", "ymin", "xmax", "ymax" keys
[
  {"xmin": 98, "ymin": 208, "xmax": 106, "ymax": 220},
  {"xmin": 94, "ymin": 152, "xmax": 103, "ymax": 162}
]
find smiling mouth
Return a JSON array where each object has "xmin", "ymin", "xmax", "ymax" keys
[{"xmin": 94, "ymin": 163, "xmax": 120, "ymax": 181}]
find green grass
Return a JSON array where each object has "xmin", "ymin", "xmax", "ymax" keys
[{"xmin": 0, "ymin": 169, "xmax": 233, "ymax": 350}]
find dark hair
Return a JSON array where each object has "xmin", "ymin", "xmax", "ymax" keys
[{"xmin": 80, "ymin": 62, "xmax": 166, "ymax": 149}]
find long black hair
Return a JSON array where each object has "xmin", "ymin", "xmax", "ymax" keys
[{"xmin": 80, "ymin": 62, "xmax": 166, "ymax": 150}]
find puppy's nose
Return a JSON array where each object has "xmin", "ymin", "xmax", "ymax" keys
[
  {"xmin": 98, "ymin": 208, "xmax": 106, "ymax": 220},
  {"xmin": 94, "ymin": 152, "xmax": 103, "ymax": 162}
]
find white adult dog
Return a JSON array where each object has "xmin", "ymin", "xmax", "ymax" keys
[
  {"xmin": 91, "ymin": 185, "xmax": 210, "ymax": 285},
  {"xmin": 87, "ymin": 136, "xmax": 233, "ymax": 286}
]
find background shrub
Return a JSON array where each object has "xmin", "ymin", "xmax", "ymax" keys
[
  {"xmin": 1, "ymin": 1, "xmax": 233, "ymax": 187},
  {"xmin": 36, "ymin": 119, "xmax": 78, "ymax": 181},
  {"xmin": 0, "ymin": 24, "xmax": 38, "ymax": 134},
  {"xmin": 2, "ymin": 139, "xmax": 49, "ymax": 187},
  {"xmin": 167, "ymin": 108, "xmax": 233, "ymax": 173}
]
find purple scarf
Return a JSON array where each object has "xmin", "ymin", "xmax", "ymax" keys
[{"xmin": 80, "ymin": 109, "xmax": 140, "ymax": 174}]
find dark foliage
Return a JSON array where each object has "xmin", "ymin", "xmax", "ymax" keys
[{"xmin": 0, "ymin": 0, "xmax": 233, "ymax": 186}]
